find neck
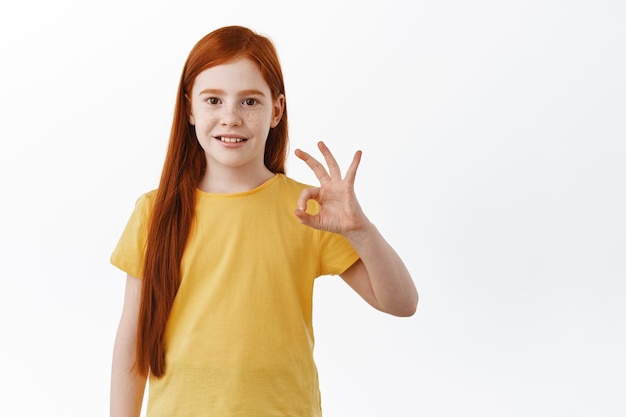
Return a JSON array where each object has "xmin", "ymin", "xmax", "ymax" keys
[{"xmin": 198, "ymin": 164, "xmax": 275, "ymax": 194}]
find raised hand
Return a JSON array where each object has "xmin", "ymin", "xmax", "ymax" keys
[
  {"xmin": 294, "ymin": 141, "xmax": 370, "ymax": 236},
  {"xmin": 296, "ymin": 141, "xmax": 418, "ymax": 317}
]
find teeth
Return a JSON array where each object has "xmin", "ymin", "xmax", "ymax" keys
[{"xmin": 220, "ymin": 137, "xmax": 244, "ymax": 143}]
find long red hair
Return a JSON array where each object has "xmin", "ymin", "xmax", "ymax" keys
[{"xmin": 137, "ymin": 26, "xmax": 289, "ymax": 377}]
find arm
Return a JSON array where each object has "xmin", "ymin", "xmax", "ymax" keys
[
  {"xmin": 339, "ymin": 230, "xmax": 417, "ymax": 317},
  {"xmin": 295, "ymin": 142, "xmax": 418, "ymax": 317},
  {"xmin": 111, "ymin": 275, "xmax": 147, "ymax": 417}
]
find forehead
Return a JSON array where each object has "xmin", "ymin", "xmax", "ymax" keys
[{"xmin": 191, "ymin": 58, "xmax": 271, "ymax": 94}]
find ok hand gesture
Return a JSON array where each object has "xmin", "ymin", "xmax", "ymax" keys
[{"xmin": 294, "ymin": 141, "xmax": 370, "ymax": 237}]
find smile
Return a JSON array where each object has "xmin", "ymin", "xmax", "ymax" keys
[{"xmin": 218, "ymin": 137, "xmax": 246, "ymax": 143}]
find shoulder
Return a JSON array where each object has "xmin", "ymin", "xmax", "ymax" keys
[
  {"xmin": 273, "ymin": 174, "xmax": 322, "ymax": 214},
  {"xmin": 275, "ymin": 174, "xmax": 313, "ymax": 193},
  {"xmin": 129, "ymin": 189, "xmax": 158, "ymax": 217},
  {"xmin": 135, "ymin": 189, "xmax": 158, "ymax": 205}
]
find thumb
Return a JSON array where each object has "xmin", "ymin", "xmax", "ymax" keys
[
  {"xmin": 294, "ymin": 208, "xmax": 320, "ymax": 229},
  {"xmin": 294, "ymin": 207, "xmax": 311, "ymax": 223}
]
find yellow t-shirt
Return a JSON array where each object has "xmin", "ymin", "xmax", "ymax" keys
[{"xmin": 111, "ymin": 174, "xmax": 359, "ymax": 417}]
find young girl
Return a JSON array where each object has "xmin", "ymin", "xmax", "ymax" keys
[{"xmin": 110, "ymin": 25, "xmax": 418, "ymax": 417}]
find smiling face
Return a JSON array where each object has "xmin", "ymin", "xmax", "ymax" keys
[{"xmin": 188, "ymin": 57, "xmax": 285, "ymax": 182}]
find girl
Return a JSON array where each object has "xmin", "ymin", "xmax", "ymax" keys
[{"xmin": 110, "ymin": 25, "xmax": 417, "ymax": 417}]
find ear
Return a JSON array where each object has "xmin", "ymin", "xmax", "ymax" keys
[
  {"xmin": 270, "ymin": 94, "xmax": 285, "ymax": 128},
  {"xmin": 185, "ymin": 94, "xmax": 195, "ymax": 125}
]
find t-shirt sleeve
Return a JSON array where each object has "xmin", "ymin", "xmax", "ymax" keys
[
  {"xmin": 318, "ymin": 229, "xmax": 360, "ymax": 276},
  {"xmin": 110, "ymin": 192, "xmax": 154, "ymax": 279}
]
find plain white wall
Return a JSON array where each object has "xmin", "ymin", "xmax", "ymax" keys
[{"xmin": 0, "ymin": 0, "xmax": 624, "ymax": 416}]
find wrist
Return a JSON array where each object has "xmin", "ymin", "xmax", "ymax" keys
[{"xmin": 343, "ymin": 219, "xmax": 376, "ymax": 245}]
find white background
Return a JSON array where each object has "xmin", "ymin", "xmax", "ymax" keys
[{"xmin": 1, "ymin": 0, "xmax": 624, "ymax": 416}]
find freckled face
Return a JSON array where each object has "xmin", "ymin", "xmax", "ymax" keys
[{"xmin": 188, "ymin": 58, "xmax": 284, "ymax": 174}]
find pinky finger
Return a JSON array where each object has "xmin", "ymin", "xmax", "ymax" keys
[{"xmin": 345, "ymin": 150, "xmax": 363, "ymax": 185}]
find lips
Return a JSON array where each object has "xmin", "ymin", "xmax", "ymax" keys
[{"xmin": 215, "ymin": 136, "xmax": 247, "ymax": 143}]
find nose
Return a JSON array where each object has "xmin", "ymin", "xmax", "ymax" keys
[{"xmin": 220, "ymin": 103, "xmax": 243, "ymax": 126}]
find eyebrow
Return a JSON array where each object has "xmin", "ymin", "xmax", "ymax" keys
[{"xmin": 198, "ymin": 88, "xmax": 267, "ymax": 97}]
